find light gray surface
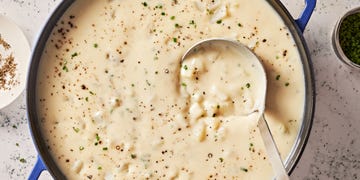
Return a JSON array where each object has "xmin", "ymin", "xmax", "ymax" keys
[{"xmin": 0, "ymin": 0, "xmax": 359, "ymax": 179}]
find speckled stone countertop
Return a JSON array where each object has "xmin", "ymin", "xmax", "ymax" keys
[{"xmin": 0, "ymin": 0, "xmax": 359, "ymax": 179}]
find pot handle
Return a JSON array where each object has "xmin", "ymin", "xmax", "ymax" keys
[
  {"xmin": 28, "ymin": 156, "xmax": 46, "ymax": 180},
  {"xmin": 295, "ymin": 0, "xmax": 316, "ymax": 32}
]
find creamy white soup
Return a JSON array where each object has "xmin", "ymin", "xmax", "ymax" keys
[{"xmin": 36, "ymin": 0, "xmax": 305, "ymax": 179}]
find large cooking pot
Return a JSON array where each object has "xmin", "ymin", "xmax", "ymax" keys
[{"xmin": 27, "ymin": 0, "xmax": 316, "ymax": 179}]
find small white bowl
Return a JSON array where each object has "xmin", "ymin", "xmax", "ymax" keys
[
  {"xmin": 332, "ymin": 7, "xmax": 360, "ymax": 69},
  {"xmin": 0, "ymin": 15, "xmax": 31, "ymax": 109}
]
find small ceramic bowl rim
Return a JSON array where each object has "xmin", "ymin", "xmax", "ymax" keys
[
  {"xmin": 0, "ymin": 15, "xmax": 31, "ymax": 109},
  {"xmin": 332, "ymin": 7, "xmax": 360, "ymax": 69}
]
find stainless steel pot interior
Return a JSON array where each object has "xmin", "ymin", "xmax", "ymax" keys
[{"xmin": 27, "ymin": 0, "xmax": 315, "ymax": 179}]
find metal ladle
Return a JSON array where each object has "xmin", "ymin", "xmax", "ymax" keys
[{"xmin": 181, "ymin": 38, "xmax": 290, "ymax": 180}]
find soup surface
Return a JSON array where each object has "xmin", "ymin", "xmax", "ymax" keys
[{"xmin": 36, "ymin": 0, "xmax": 305, "ymax": 179}]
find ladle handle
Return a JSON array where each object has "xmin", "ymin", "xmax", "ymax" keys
[{"xmin": 258, "ymin": 115, "xmax": 290, "ymax": 180}]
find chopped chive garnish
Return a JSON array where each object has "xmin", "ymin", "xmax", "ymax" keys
[
  {"xmin": 73, "ymin": 127, "xmax": 80, "ymax": 133},
  {"xmin": 276, "ymin": 75, "xmax": 281, "ymax": 80},
  {"xmin": 95, "ymin": 133, "xmax": 100, "ymax": 141},
  {"xmin": 71, "ymin": 52, "xmax": 78, "ymax": 58},
  {"xmin": 19, "ymin": 158, "xmax": 26, "ymax": 163},
  {"xmin": 241, "ymin": 167, "xmax": 248, "ymax": 172},
  {"xmin": 62, "ymin": 62, "xmax": 69, "ymax": 72}
]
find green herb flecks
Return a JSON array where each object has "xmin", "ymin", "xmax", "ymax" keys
[
  {"xmin": 339, "ymin": 12, "xmax": 360, "ymax": 64},
  {"xmin": 189, "ymin": 20, "xmax": 196, "ymax": 27},
  {"xmin": 71, "ymin": 52, "xmax": 78, "ymax": 59},
  {"xmin": 95, "ymin": 133, "xmax": 100, "ymax": 141},
  {"xmin": 93, "ymin": 43, "xmax": 98, "ymax": 48},
  {"xmin": 131, "ymin": 154, "xmax": 137, "ymax": 159},
  {"xmin": 216, "ymin": 20, "xmax": 222, "ymax": 24},
  {"xmin": 276, "ymin": 75, "xmax": 281, "ymax": 80},
  {"xmin": 246, "ymin": 83, "xmax": 251, "ymax": 88},
  {"xmin": 94, "ymin": 133, "xmax": 101, "ymax": 146},
  {"xmin": 72, "ymin": 127, "xmax": 80, "ymax": 133},
  {"xmin": 141, "ymin": 2, "xmax": 148, "ymax": 7},
  {"xmin": 155, "ymin": 4, "xmax": 163, "ymax": 9},
  {"xmin": 79, "ymin": 146, "xmax": 84, "ymax": 151},
  {"xmin": 62, "ymin": 61, "xmax": 69, "ymax": 72},
  {"xmin": 207, "ymin": 9, "xmax": 214, "ymax": 15},
  {"xmin": 241, "ymin": 167, "xmax": 248, "ymax": 172},
  {"xmin": 249, "ymin": 142, "xmax": 255, "ymax": 152},
  {"xmin": 19, "ymin": 158, "xmax": 26, "ymax": 163}
]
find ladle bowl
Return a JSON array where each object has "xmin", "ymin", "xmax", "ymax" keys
[{"xmin": 181, "ymin": 38, "xmax": 289, "ymax": 180}]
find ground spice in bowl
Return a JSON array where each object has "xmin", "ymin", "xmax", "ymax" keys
[
  {"xmin": 0, "ymin": 15, "xmax": 31, "ymax": 108},
  {"xmin": 0, "ymin": 34, "xmax": 19, "ymax": 91},
  {"xmin": 339, "ymin": 12, "xmax": 360, "ymax": 65}
]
